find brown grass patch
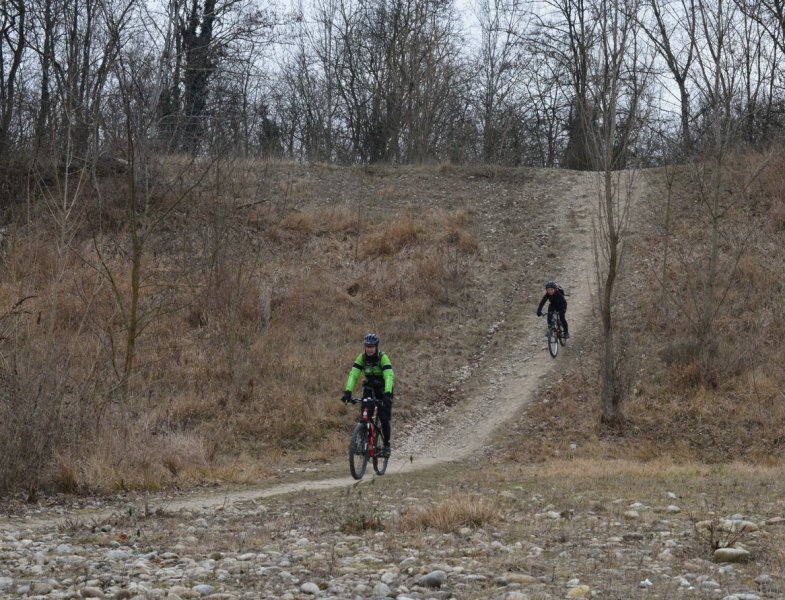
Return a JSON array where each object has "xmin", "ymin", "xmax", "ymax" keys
[
  {"xmin": 437, "ymin": 161, "xmax": 457, "ymax": 175},
  {"xmin": 400, "ymin": 494, "xmax": 502, "ymax": 532},
  {"xmin": 279, "ymin": 206, "xmax": 356, "ymax": 236},
  {"xmin": 360, "ymin": 215, "xmax": 421, "ymax": 258},
  {"xmin": 49, "ymin": 425, "xmax": 213, "ymax": 493}
]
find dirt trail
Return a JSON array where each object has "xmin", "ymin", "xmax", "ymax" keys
[
  {"xmin": 395, "ymin": 171, "xmax": 598, "ymax": 466},
  {"xmin": 0, "ymin": 171, "xmax": 611, "ymax": 532}
]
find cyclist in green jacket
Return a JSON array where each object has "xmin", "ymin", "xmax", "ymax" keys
[{"xmin": 341, "ymin": 333, "xmax": 394, "ymax": 457}]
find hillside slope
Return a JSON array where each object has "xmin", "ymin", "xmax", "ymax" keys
[{"xmin": 2, "ymin": 164, "xmax": 785, "ymax": 599}]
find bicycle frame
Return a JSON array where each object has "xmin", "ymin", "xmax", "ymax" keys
[
  {"xmin": 358, "ymin": 398, "xmax": 381, "ymax": 458},
  {"xmin": 548, "ymin": 311, "xmax": 563, "ymax": 338},
  {"xmin": 348, "ymin": 396, "xmax": 388, "ymax": 480}
]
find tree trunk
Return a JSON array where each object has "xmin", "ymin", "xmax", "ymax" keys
[
  {"xmin": 0, "ymin": 0, "xmax": 26, "ymax": 165},
  {"xmin": 600, "ymin": 169, "xmax": 621, "ymax": 424}
]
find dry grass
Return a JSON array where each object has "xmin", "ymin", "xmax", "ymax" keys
[
  {"xmin": 360, "ymin": 214, "xmax": 421, "ymax": 258},
  {"xmin": 3, "ymin": 150, "xmax": 785, "ymax": 496},
  {"xmin": 0, "ymin": 160, "xmax": 488, "ymax": 494},
  {"xmin": 505, "ymin": 149, "xmax": 785, "ymax": 468},
  {"xmin": 400, "ymin": 494, "xmax": 502, "ymax": 532}
]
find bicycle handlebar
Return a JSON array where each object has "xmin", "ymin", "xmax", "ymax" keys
[{"xmin": 348, "ymin": 397, "xmax": 383, "ymax": 405}]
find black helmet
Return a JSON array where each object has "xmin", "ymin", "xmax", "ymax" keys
[
  {"xmin": 363, "ymin": 333, "xmax": 380, "ymax": 346},
  {"xmin": 545, "ymin": 281, "xmax": 558, "ymax": 290}
]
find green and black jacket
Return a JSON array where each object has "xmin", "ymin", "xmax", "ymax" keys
[{"xmin": 344, "ymin": 352, "xmax": 394, "ymax": 395}]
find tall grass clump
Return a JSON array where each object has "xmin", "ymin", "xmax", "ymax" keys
[{"xmin": 400, "ymin": 494, "xmax": 502, "ymax": 532}]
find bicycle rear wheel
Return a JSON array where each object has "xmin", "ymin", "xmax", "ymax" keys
[
  {"xmin": 547, "ymin": 328, "xmax": 559, "ymax": 357},
  {"xmin": 349, "ymin": 423, "xmax": 369, "ymax": 480},
  {"xmin": 558, "ymin": 326, "xmax": 566, "ymax": 346},
  {"xmin": 372, "ymin": 425, "xmax": 389, "ymax": 476}
]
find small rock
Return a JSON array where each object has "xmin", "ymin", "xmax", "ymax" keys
[
  {"xmin": 506, "ymin": 573, "xmax": 536, "ymax": 584},
  {"xmin": 31, "ymin": 582, "xmax": 54, "ymax": 595},
  {"xmin": 192, "ymin": 583, "xmax": 214, "ymax": 596},
  {"xmin": 714, "ymin": 547, "xmax": 751, "ymax": 563},
  {"xmin": 567, "ymin": 584, "xmax": 592, "ymax": 598},
  {"xmin": 418, "ymin": 570, "xmax": 447, "ymax": 588},
  {"xmin": 380, "ymin": 571, "xmax": 396, "ymax": 584},
  {"xmin": 300, "ymin": 582, "xmax": 320, "ymax": 595},
  {"xmin": 723, "ymin": 519, "xmax": 759, "ymax": 533}
]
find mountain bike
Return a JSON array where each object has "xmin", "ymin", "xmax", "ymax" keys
[
  {"xmin": 544, "ymin": 311, "xmax": 567, "ymax": 358},
  {"xmin": 347, "ymin": 397, "xmax": 389, "ymax": 480}
]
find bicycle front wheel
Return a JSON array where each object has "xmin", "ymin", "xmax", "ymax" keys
[
  {"xmin": 372, "ymin": 426, "xmax": 389, "ymax": 476},
  {"xmin": 547, "ymin": 328, "xmax": 559, "ymax": 358},
  {"xmin": 349, "ymin": 423, "xmax": 369, "ymax": 480}
]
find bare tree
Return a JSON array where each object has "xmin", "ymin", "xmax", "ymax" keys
[
  {"xmin": 686, "ymin": 0, "xmax": 773, "ymax": 380},
  {"xmin": 736, "ymin": 7, "xmax": 780, "ymax": 145},
  {"xmin": 520, "ymin": 54, "xmax": 568, "ymax": 166},
  {"xmin": 275, "ymin": 0, "xmax": 342, "ymax": 161},
  {"xmin": 639, "ymin": 0, "xmax": 697, "ymax": 154},
  {"xmin": 0, "ymin": 0, "xmax": 26, "ymax": 168},
  {"xmin": 531, "ymin": 0, "xmax": 599, "ymax": 169},
  {"xmin": 156, "ymin": 0, "xmax": 279, "ymax": 155},
  {"xmin": 29, "ymin": 0, "xmax": 55, "ymax": 157},
  {"xmin": 584, "ymin": 0, "xmax": 652, "ymax": 423},
  {"xmin": 733, "ymin": 0, "xmax": 785, "ymax": 56},
  {"xmin": 692, "ymin": 0, "xmax": 736, "ymax": 366},
  {"xmin": 471, "ymin": 0, "xmax": 530, "ymax": 162},
  {"xmin": 332, "ymin": 0, "xmax": 463, "ymax": 163},
  {"xmin": 48, "ymin": 0, "xmax": 135, "ymax": 166},
  {"xmin": 97, "ymin": 41, "xmax": 215, "ymax": 405}
]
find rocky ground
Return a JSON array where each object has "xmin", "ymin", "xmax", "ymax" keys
[{"xmin": 2, "ymin": 460, "xmax": 785, "ymax": 599}]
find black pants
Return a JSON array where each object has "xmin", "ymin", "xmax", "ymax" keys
[
  {"xmin": 548, "ymin": 308, "xmax": 568, "ymax": 335},
  {"xmin": 363, "ymin": 382, "xmax": 392, "ymax": 446}
]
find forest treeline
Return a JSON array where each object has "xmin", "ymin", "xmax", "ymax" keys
[{"xmin": 1, "ymin": 0, "xmax": 784, "ymax": 189}]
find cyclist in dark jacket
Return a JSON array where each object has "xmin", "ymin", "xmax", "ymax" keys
[
  {"xmin": 341, "ymin": 333, "xmax": 395, "ymax": 457},
  {"xmin": 537, "ymin": 281, "xmax": 570, "ymax": 339}
]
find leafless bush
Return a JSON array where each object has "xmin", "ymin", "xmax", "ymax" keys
[
  {"xmin": 689, "ymin": 489, "xmax": 757, "ymax": 554},
  {"xmin": 335, "ymin": 486, "xmax": 385, "ymax": 533}
]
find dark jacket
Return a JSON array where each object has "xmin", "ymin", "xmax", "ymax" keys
[{"xmin": 537, "ymin": 288, "xmax": 567, "ymax": 313}]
